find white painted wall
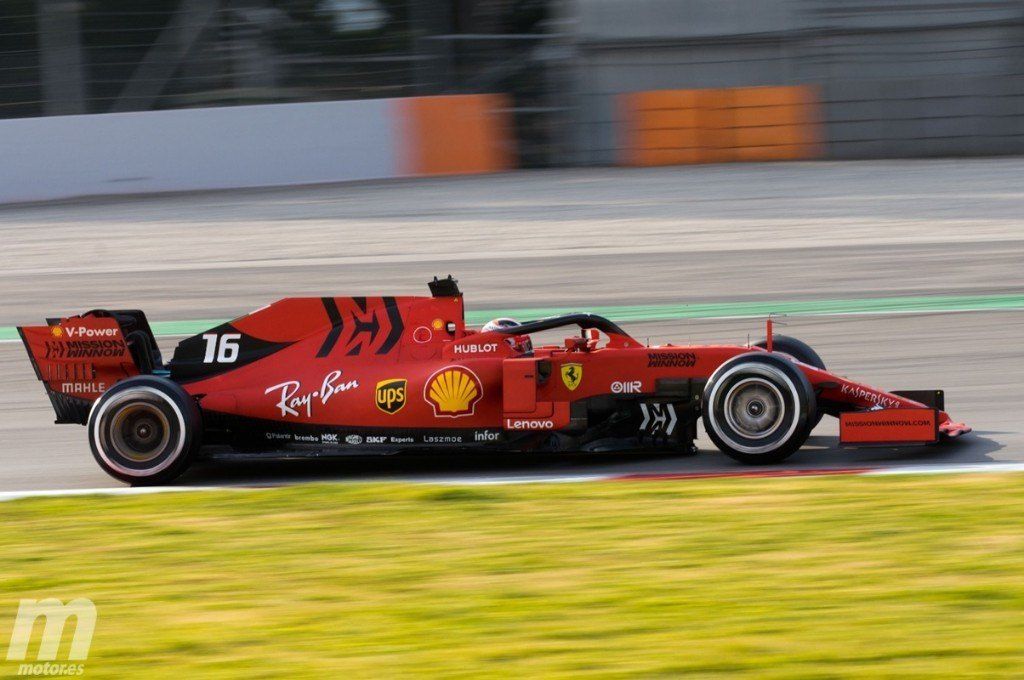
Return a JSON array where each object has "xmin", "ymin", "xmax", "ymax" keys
[{"xmin": 0, "ymin": 99, "xmax": 398, "ymax": 203}]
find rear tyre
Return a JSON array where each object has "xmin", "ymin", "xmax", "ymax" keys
[
  {"xmin": 702, "ymin": 353, "xmax": 816, "ymax": 465},
  {"xmin": 754, "ymin": 334, "xmax": 825, "ymax": 430},
  {"xmin": 88, "ymin": 376, "xmax": 200, "ymax": 485}
]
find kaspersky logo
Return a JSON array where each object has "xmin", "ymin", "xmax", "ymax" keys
[
  {"xmin": 424, "ymin": 366, "xmax": 482, "ymax": 417},
  {"xmin": 375, "ymin": 379, "xmax": 407, "ymax": 414}
]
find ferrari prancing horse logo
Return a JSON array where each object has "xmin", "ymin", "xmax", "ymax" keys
[{"xmin": 561, "ymin": 363, "xmax": 583, "ymax": 391}]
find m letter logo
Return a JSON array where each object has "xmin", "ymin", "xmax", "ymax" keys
[{"xmin": 7, "ymin": 598, "xmax": 96, "ymax": 661}]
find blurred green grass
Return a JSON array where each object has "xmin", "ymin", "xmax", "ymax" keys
[{"xmin": 1, "ymin": 474, "xmax": 1024, "ymax": 678}]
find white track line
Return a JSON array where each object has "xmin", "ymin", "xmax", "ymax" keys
[
  {"xmin": 417, "ymin": 474, "xmax": 613, "ymax": 486},
  {"xmin": 0, "ymin": 486, "xmax": 236, "ymax": 503},
  {"xmin": 2, "ymin": 463, "xmax": 1023, "ymax": 502},
  {"xmin": 863, "ymin": 462, "xmax": 1024, "ymax": 476}
]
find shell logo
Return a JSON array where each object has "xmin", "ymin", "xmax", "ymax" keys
[
  {"xmin": 424, "ymin": 366, "xmax": 483, "ymax": 417},
  {"xmin": 49, "ymin": 325, "xmax": 63, "ymax": 338}
]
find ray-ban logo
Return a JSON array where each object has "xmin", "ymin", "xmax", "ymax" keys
[{"xmin": 7, "ymin": 598, "xmax": 96, "ymax": 676}]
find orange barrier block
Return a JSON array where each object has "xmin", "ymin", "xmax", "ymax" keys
[
  {"xmin": 731, "ymin": 104, "xmax": 813, "ymax": 128},
  {"xmin": 620, "ymin": 85, "xmax": 823, "ymax": 166},
  {"xmin": 620, "ymin": 90, "xmax": 704, "ymax": 166},
  {"xmin": 694, "ymin": 88, "xmax": 735, "ymax": 163},
  {"xmin": 724, "ymin": 86, "xmax": 822, "ymax": 159},
  {"xmin": 732, "ymin": 124, "xmax": 807, "ymax": 148},
  {"xmin": 643, "ymin": 108, "xmax": 701, "ymax": 130},
  {"xmin": 633, "ymin": 89, "xmax": 702, "ymax": 111},
  {"xmin": 730, "ymin": 85, "xmax": 811, "ymax": 108},
  {"xmin": 397, "ymin": 94, "xmax": 513, "ymax": 176}
]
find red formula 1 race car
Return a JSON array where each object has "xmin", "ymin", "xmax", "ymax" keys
[{"xmin": 19, "ymin": 277, "xmax": 971, "ymax": 485}]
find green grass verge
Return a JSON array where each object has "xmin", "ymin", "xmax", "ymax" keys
[{"xmin": 2, "ymin": 475, "xmax": 1024, "ymax": 678}]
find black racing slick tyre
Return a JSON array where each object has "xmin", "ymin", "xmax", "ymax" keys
[
  {"xmin": 87, "ymin": 375, "xmax": 201, "ymax": 486},
  {"xmin": 702, "ymin": 353, "xmax": 817, "ymax": 465},
  {"xmin": 754, "ymin": 335, "xmax": 825, "ymax": 371},
  {"xmin": 753, "ymin": 334, "xmax": 826, "ymax": 430}
]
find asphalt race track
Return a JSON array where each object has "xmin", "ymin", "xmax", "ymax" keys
[{"xmin": 1, "ymin": 159, "xmax": 1022, "ymax": 491}]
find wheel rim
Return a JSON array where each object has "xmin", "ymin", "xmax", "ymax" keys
[
  {"xmin": 723, "ymin": 377, "xmax": 785, "ymax": 439},
  {"xmin": 705, "ymin": 361, "xmax": 804, "ymax": 455},
  {"xmin": 90, "ymin": 386, "xmax": 188, "ymax": 477},
  {"xmin": 110, "ymin": 402, "xmax": 171, "ymax": 462}
]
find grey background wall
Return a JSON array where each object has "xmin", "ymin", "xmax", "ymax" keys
[
  {"xmin": 566, "ymin": 0, "xmax": 1024, "ymax": 164},
  {"xmin": 0, "ymin": 100, "xmax": 398, "ymax": 203}
]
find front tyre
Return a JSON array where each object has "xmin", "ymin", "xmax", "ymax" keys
[
  {"xmin": 88, "ymin": 376, "xmax": 201, "ymax": 485},
  {"xmin": 753, "ymin": 334, "xmax": 825, "ymax": 371},
  {"xmin": 753, "ymin": 334, "xmax": 826, "ymax": 431},
  {"xmin": 702, "ymin": 353, "xmax": 816, "ymax": 465}
]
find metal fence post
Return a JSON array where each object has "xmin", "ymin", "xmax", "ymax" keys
[{"xmin": 37, "ymin": 0, "xmax": 87, "ymax": 115}]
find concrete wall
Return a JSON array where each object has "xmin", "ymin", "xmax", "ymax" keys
[
  {"xmin": 0, "ymin": 95, "xmax": 512, "ymax": 204},
  {"xmin": 825, "ymin": 77, "xmax": 1024, "ymax": 159},
  {"xmin": 568, "ymin": 0, "xmax": 1024, "ymax": 163},
  {"xmin": 0, "ymin": 100, "xmax": 396, "ymax": 203}
]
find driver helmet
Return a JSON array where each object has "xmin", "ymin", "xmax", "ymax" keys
[{"xmin": 482, "ymin": 317, "xmax": 533, "ymax": 355}]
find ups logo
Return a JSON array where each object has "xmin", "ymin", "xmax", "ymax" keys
[{"xmin": 375, "ymin": 378, "xmax": 407, "ymax": 414}]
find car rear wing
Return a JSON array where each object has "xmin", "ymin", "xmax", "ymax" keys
[{"xmin": 18, "ymin": 310, "xmax": 160, "ymax": 424}]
